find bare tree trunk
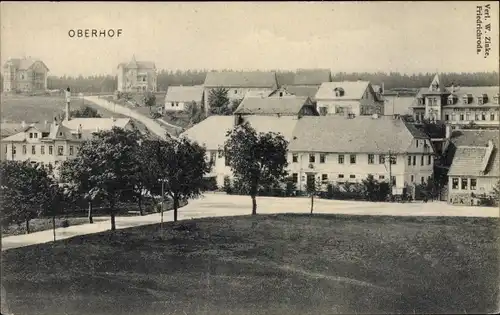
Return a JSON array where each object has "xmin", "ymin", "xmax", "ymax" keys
[
  {"xmin": 88, "ymin": 201, "xmax": 93, "ymax": 224},
  {"xmin": 110, "ymin": 200, "xmax": 116, "ymax": 231},
  {"xmin": 138, "ymin": 194, "xmax": 143, "ymax": 216},
  {"xmin": 310, "ymin": 194, "xmax": 314, "ymax": 215},
  {"xmin": 173, "ymin": 196, "xmax": 179, "ymax": 222},
  {"xmin": 25, "ymin": 219, "xmax": 30, "ymax": 234},
  {"xmin": 251, "ymin": 195, "xmax": 257, "ymax": 215}
]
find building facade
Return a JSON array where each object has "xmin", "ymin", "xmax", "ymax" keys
[
  {"xmin": 411, "ymin": 74, "xmax": 500, "ymax": 127},
  {"xmin": 117, "ymin": 55, "xmax": 157, "ymax": 93},
  {"xmin": 2, "ymin": 58, "xmax": 49, "ymax": 93},
  {"xmin": 203, "ymin": 71, "xmax": 278, "ymax": 113},
  {"xmin": 164, "ymin": 85, "xmax": 204, "ymax": 112},
  {"xmin": 315, "ymin": 81, "xmax": 385, "ymax": 116}
]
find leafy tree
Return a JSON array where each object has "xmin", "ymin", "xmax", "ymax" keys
[
  {"xmin": 143, "ymin": 136, "xmax": 211, "ymax": 222},
  {"xmin": 492, "ymin": 180, "xmax": 500, "ymax": 204},
  {"xmin": 0, "ymin": 161, "xmax": 55, "ymax": 233},
  {"xmin": 208, "ymin": 87, "xmax": 232, "ymax": 115},
  {"xmin": 361, "ymin": 174, "xmax": 379, "ymax": 201},
  {"xmin": 225, "ymin": 122, "xmax": 289, "ymax": 215},
  {"xmin": 143, "ymin": 91, "xmax": 157, "ymax": 113},
  {"xmin": 71, "ymin": 105, "xmax": 102, "ymax": 118},
  {"xmin": 71, "ymin": 127, "xmax": 142, "ymax": 230}
]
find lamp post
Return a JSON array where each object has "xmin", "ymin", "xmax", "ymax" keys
[
  {"xmin": 49, "ymin": 183, "xmax": 59, "ymax": 242},
  {"xmin": 158, "ymin": 178, "xmax": 166, "ymax": 231}
]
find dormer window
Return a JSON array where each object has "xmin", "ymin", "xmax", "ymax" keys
[
  {"xmin": 462, "ymin": 94, "xmax": 471, "ymax": 104},
  {"xmin": 334, "ymin": 87, "xmax": 345, "ymax": 97},
  {"xmin": 478, "ymin": 96, "xmax": 484, "ymax": 105},
  {"xmin": 494, "ymin": 95, "xmax": 499, "ymax": 104},
  {"xmin": 431, "ymin": 83, "xmax": 438, "ymax": 91},
  {"xmin": 447, "ymin": 95, "xmax": 454, "ymax": 105},
  {"xmin": 417, "ymin": 97, "xmax": 424, "ymax": 105}
]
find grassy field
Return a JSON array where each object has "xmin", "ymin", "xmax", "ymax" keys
[
  {"xmin": 2, "ymin": 217, "xmax": 108, "ymax": 237},
  {"xmin": 1, "ymin": 95, "xmax": 123, "ymax": 123},
  {"xmin": 2, "ymin": 214, "xmax": 498, "ymax": 315}
]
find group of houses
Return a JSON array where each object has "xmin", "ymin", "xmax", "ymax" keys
[{"xmin": 2, "ymin": 55, "xmax": 499, "ymax": 205}]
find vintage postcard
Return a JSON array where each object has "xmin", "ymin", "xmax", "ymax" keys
[{"xmin": 1, "ymin": 2, "xmax": 499, "ymax": 315}]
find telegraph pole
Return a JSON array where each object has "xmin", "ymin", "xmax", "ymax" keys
[{"xmin": 388, "ymin": 150, "xmax": 393, "ymax": 199}]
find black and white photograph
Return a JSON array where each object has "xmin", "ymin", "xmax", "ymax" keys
[{"xmin": 1, "ymin": 1, "xmax": 499, "ymax": 314}]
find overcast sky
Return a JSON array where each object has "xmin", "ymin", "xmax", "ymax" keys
[{"xmin": 1, "ymin": 1, "xmax": 499, "ymax": 76}]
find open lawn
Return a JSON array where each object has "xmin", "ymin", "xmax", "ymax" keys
[
  {"xmin": 1, "ymin": 95, "xmax": 124, "ymax": 122},
  {"xmin": 2, "ymin": 214, "xmax": 499, "ymax": 315}
]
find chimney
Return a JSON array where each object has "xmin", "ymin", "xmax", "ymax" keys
[
  {"xmin": 65, "ymin": 87, "xmax": 71, "ymax": 121},
  {"xmin": 445, "ymin": 124, "xmax": 452, "ymax": 139}
]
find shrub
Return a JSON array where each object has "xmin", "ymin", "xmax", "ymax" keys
[
  {"xmin": 203, "ymin": 177, "xmax": 218, "ymax": 191},
  {"xmin": 61, "ymin": 219, "xmax": 70, "ymax": 228},
  {"xmin": 223, "ymin": 176, "xmax": 232, "ymax": 194},
  {"xmin": 150, "ymin": 112, "xmax": 162, "ymax": 119}
]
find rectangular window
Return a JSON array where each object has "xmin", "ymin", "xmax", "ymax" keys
[
  {"xmin": 34, "ymin": 133, "xmax": 38, "ymax": 138},
  {"xmin": 466, "ymin": 112, "xmax": 471, "ymax": 121},
  {"xmin": 379, "ymin": 155, "xmax": 385, "ymax": 164},
  {"xmin": 49, "ymin": 146, "xmax": 53, "ymax": 155},
  {"xmin": 391, "ymin": 176, "xmax": 396, "ymax": 186},
  {"xmin": 349, "ymin": 174, "xmax": 356, "ymax": 179},
  {"xmin": 408, "ymin": 156, "xmax": 412, "ymax": 166},
  {"xmin": 309, "ymin": 154, "xmax": 315, "ymax": 163},
  {"xmin": 452, "ymin": 178, "xmax": 459, "ymax": 189},
  {"xmin": 420, "ymin": 155, "xmax": 424, "ymax": 166},
  {"xmin": 350, "ymin": 154, "xmax": 356, "ymax": 164},
  {"xmin": 31, "ymin": 145, "xmax": 35, "ymax": 155},
  {"xmin": 491, "ymin": 113, "xmax": 495, "ymax": 121},
  {"xmin": 470, "ymin": 179, "xmax": 477, "ymax": 190},
  {"xmin": 445, "ymin": 114, "xmax": 450, "ymax": 121},
  {"xmin": 319, "ymin": 154, "xmax": 326, "ymax": 163},
  {"xmin": 460, "ymin": 114, "xmax": 464, "ymax": 121},
  {"xmin": 412, "ymin": 156, "xmax": 416, "ymax": 166},
  {"xmin": 379, "ymin": 175, "xmax": 385, "ymax": 180},
  {"xmin": 22, "ymin": 145, "xmax": 27, "ymax": 155},
  {"xmin": 292, "ymin": 153, "xmax": 298, "ymax": 163},
  {"xmin": 292, "ymin": 173, "xmax": 298, "ymax": 183},
  {"xmin": 416, "ymin": 140, "xmax": 419, "ymax": 148},
  {"xmin": 427, "ymin": 155, "xmax": 432, "ymax": 165},
  {"xmin": 482, "ymin": 112, "xmax": 486, "ymax": 120},
  {"xmin": 13, "ymin": 146, "xmax": 16, "ymax": 155},
  {"xmin": 57, "ymin": 146, "xmax": 64, "ymax": 156},
  {"xmin": 29, "ymin": 133, "xmax": 33, "ymax": 139},
  {"xmin": 461, "ymin": 178, "xmax": 468, "ymax": 190},
  {"xmin": 475, "ymin": 113, "xmax": 479, "ymax": 120},
  {"xmin": 41, "ymin": 145, "xmax": 45, "ymax": 155},
  {"xmin": 338, "ymin": 174, "xmax": 344, "ymax": 179},
  {"xmin": 322, "ymin": 174, "xmax": 328, "ymax": 181},
  {"xmin": 410, "ymin": 175, "xmax": 414, "ymax": 182},
  {"xmin": 338, "ymin": 155, "xmax": 344, "ymax": 164},
  {"xmin": 368, "ymin": 154, "xmax": 374, "ymax": 164},
  {"xmin": 69, "ymin": 146, "xmax": 74, "ymax": 155}
]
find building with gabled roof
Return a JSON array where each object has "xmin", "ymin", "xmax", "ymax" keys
[
  {"xmin": 233, "ymin": 96, "xmax": 318, "ymax": 116},
  {"xmin": 117, "ymin": 55, "xmax": 157, "ymax": 92},
  {"xmin": 287, "ymin": 115, "xmax": 434, "ymax": 193},
  {"xmin": 203, "ymin": 71, "xmax": 278, "ymax": 112},
  {"xmin": 410, "ymin": 73, "xmax": 499, "ymax": 127},
  {"xmin": 2, "ymin": 57, "xmax": 49, "ymax": 93},
  {"xmin": 315, "ymin": 80, "xmax": 384, "ymax": 116},
  {"xmin": 1, "ymin": 94, "xmax": 133, "ymax": 177},
  {"xmin": 164, "ymin": 85, "xmax": 204, "ymax": 112}
]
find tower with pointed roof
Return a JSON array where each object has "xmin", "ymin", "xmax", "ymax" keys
[
  {"xmin": 421, "ymin": 73, "xmax": 448, "ymax": 122},
  {"xmin": 116, "ymin": 55, "xmax": 157, "ymax": 93}
]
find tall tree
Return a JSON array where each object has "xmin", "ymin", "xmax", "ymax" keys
[
  {"xmin": 143, "ymin": 136, "xmax": 210, "ymax": 222},
  {"xmin": 71, "ymin": 105, "xmax": 102, "ymax": 118},
  {"xmin": 225, "ymin": 122, "xmax": 289, "ymax": 215},
  {"xmin": 71, "ymin": 127, "xmax": 142, "ymax": 230},
  {"xmin": 0, "ymin": 161, "xmax": 55, "ymax": 234},
  {"xmin": 143, "ymin": 91, "xmax": 157, "ymax": 113},
  {"xmin": 208, "ymin": 87, "xmax": 232, "ymax": 115}
]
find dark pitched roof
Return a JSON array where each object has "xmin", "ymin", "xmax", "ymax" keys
[
  {"xmin": 165, "ymin": 85, "xmax": 204, "ymax": 103},
  {"xmin": 293, "ymin": 69, "xmax": 331, "ymax": 86},
  {"xmin": 414, "ymin": 86, "xmax": 499, "ymax": 108},
  {"xmin": 204, "ymin": 71, "xmax": 278, "ymax": 88},
  {"xmin": 281, "ymin": 85, "xmax": 320, "ymax": 100},
  {"xmin": 3, "ymin": 58, "xmax": 49, "ymax": 71},
  {"xmin": 448, "ymin": 145, "xmax": 499, "ymax": 177},
  {"xmin": 234, "ymin": 96, "xmax": 314, "ymax": 115},
  {"xmin": 289, "ymin": 115, "xmax": 432, "ymax": 154}
]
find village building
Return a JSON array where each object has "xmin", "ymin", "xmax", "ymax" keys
[
  {"xmin": 203, "ymin": 71, "xmax": 278, "ymax": 112},
  {"xmin": 441, "ymin": 129, "xmax": 499, "ymax": 205},
  {"xmin": 2, "ymin": 57, "xmax": 49, "ymax": 93},
  {"xmin": 287, "ymin": 115, "xmax": 434, "ymax": 194},
  {"xmin": 411, "ymin": 74, "xmax": 500, "ymax": 127},
  {"xmin": 1, "ymin": 93, "xmax": 132, "ymax": 177},
  {"xmin": 164, "ymin": 85, "xmax": 204, "ymax": 112},
  {"xmin": 233, "ymin": 96, "xmax": 318, "ymax": 117},
  {"xmin": 314, "ymin": 80, "xmax": 385, "ymax": 116},
  {"xmin": 117, "ymin": 55, "xmax": 157, "ymax": 93},
  {"xmin": 275, "ymin": 69, "xmax": 332, "ymax": 103}
]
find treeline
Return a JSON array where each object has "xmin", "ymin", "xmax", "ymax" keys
[{"xmin": 1, "ymin": 71, "xmax": 498, "ymax": 93}]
